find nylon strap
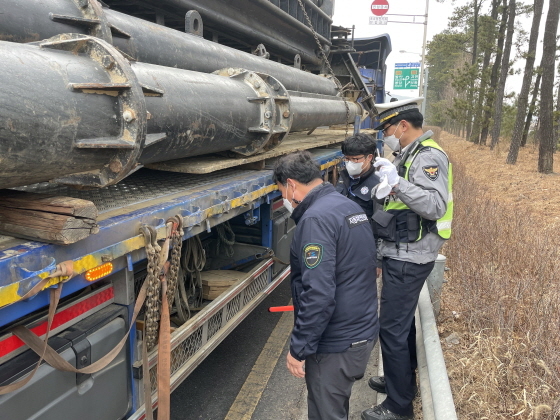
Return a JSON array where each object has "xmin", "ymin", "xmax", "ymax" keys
[
  {"xmin": 271, "ymin": 256, "xmax": 290, "ymax": 266},
  {"xmin": 142, "ymin": 329, "xmax": 154, "ymax": 420},
  {"xmin": 0, "ymin": 260, "xmax": 73, "ymax": 395},
  {"xmin": 11, "ymin": 278, "xmax": 148, "ymax": 375},
  {"xmin": 157, "ymin": 277, "xmax": 171, "ymax": 420},
  {"xmin": 0, "ymin": 286, "xmax": 62, "ymax": 395}
]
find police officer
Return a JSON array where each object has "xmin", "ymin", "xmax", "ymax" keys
[
  {"xmin": 336, "ymin": 133, "xmax": 381, "ymax": 220},
  {"xmin": 361, "ymin": 98, "xmax": 453, "ymax": 420},
  {"xmin": 273, "ymin": 151, "xmax": 379, "ymax": 420}
]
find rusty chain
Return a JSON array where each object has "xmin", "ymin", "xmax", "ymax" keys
[
  {"xmin": 296, "ymin": 0, "xmax": 350, "ymax": 138},
  {"xmin": 140, "ymin": 225, "xmax": 162, "ymax": 351},
  {"xmin": 166, "ymin": 216, "xmax": 184, "ymax": 309},
  {"xmin": 140, "ymin": 216, "xmax": 185, "ymax": 351}
]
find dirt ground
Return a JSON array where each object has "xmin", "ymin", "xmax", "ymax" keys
[{"xmin": 434, "ymin": 132, "xmax": 560, "ymax": 419}]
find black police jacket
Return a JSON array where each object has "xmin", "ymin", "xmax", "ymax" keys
[
  {"xmin": 289, "ymin": 182, "xmax": 379, "ymax": 361},
  {"xmin": 335, "ymin": 165, "xmax": 381, "ymax": 218}
]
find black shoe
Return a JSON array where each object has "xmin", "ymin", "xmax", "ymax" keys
[
  {"xmin": 368, "ymin": 376, "xmax": 419, "ymax": 396},
  {"xmin": 361, "ymin": 405, "xmax": 414, "ymax": 420},
  {"xmin": 368, "ymin": 376, "xmax": 386, "ymax": 393}
]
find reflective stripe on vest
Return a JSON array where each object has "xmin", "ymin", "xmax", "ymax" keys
[{"xmin": 384, "ymin": 139, "xmax": 453, "ymax": 240}]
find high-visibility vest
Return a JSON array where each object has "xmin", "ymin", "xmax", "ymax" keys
[{"xmin": 383, "ymin": 139, "xmax": 453, "ymax": 240}]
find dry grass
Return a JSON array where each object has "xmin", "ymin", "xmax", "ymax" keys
[{"xmin": 435, "ymin": 132, "xmax": 560, "ymax": 420}]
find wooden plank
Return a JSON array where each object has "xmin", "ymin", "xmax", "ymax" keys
[
  {"xmin": 145, "ymin": 129, "xmax": 348, "ymax": 174},
  {"xmin": 0, "ymin": 190, "xmax": 98, "ymax": 219},
  {"xmin": 0, "ymin": 191, "xmax": 98, "ymax": 245},
  {"xmin": 201, "ymin": 270, "xmax": 246, "ymax": 300}
]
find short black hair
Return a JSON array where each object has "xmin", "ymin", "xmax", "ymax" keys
[
  {"xmin": 273, "ymin": 151, "xmax": 322, "ymax": 185},
  {"xmin": 388, "ymin": 110, "xmax": 423, "ymax": 129},
  {"xmin": 341, "ymin": 133, "xmax": 377, "ymax": 156}
]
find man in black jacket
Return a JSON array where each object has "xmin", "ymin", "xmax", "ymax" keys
[
  {"xmin": 336, "ymin": 133, "xmax": 380, "ymax": 220},
  {"xmin": 273, "ymin": 151, "xmax": 379, "ymax": 420}
]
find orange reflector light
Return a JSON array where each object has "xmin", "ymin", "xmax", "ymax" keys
[{"xmin": 85, "ymin": 262, "xmax": 113, "ymax": 281}]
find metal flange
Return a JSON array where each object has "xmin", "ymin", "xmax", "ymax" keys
[
  {"xmin": 41, "ymin": 33, "xmax": 146, "ymax": 188},
  {"xmin": 213, "ymin": 68, "xmax": 293, "ymax": 156},
  {"xmin": 48, "ymin": 0, "xmax": 113, "ymax": 43}
]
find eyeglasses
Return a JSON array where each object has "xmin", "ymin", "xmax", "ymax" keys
[
  {"xmin": 382, "ymin": 124, "xmax": 394, "ymax": 135},
  {"xmin": 343, "ymin": 155, "xmax": 368, "ymax": 163}
]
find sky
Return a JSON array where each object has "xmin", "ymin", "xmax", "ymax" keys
[{"xmin": 332, "ymin": 0, "xmax": 556, "ymax": 103}]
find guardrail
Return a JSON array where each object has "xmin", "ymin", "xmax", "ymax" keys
[{"xmin": 417, "ymin": 282, "xmax": 458, "ymax": 420}]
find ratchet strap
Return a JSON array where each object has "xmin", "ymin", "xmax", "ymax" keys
[
  {"xmin": 0, "ymin": 261, "xmax": 73, "ymax": 395},
  {"xmin": 10, "ymin": 276, "xmax": 148, "ymax": 374}
]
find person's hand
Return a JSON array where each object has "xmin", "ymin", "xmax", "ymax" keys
[
  {"xmin": 286, "ymin": 352, "xmax": 305, "ymax": 378},
  {"xmin": 374, "ymin": 157, "xmax": 399, "ymax": 187},
  {"xmin": 376, "ymin": 267, "xmax": 382, "ymax": 278},
  {"xmin": 373, "ymin": 157, "xmax": 393, "ymax": 168}
]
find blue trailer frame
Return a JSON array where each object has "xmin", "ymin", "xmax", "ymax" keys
[{"xmin": 0, "ymin": 146, "xmax": 343, "ymax": 418}]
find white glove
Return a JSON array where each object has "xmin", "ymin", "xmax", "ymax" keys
[
  {"xmin": 374, "ymin": 157, "xmax": 399, "ymax": 187},
  {"xmin": 375, "ymin": 175, "xmax": 392, "ymax": 199}
]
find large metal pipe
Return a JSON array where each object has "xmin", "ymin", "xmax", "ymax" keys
[
  {"xmin": 118, "ymin": 0, "xmax": 330, "ymax": 66},
  {"xmin": 0, "ymin": 0, "xmax": 112, "ymax": 43},
  {"xmin": 0, "ymin": 0, "xmax": 339, "ymax": 96},
  {"xmin": 137, "ymin": 66, "xmax": 294, "ymax": 163},
  {"xmin": 288, "ymin": 94, "xmax": 362, "ymax": 131},
  {"xmin": 0, "ymin": 35, "xmax": 361, "ymax": 189},
  {"xmin": 105, "ymin": 8, "xmax": 339, "ymax": 97},
  {"xmin": 0, "ymin": 35, "xmax": 146, "ymax": 189}
]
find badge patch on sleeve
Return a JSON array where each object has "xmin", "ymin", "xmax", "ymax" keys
[
  {"xmin": 422, "ymin": 165, "xmax": 439, "ymax": 181},
  {"xmin": 303, "ymin": 244, "xmax": 323, "ymax": 269},
  {"xmin": 345, "ymin": 212, "xmax": 369, "ymax": 228}
]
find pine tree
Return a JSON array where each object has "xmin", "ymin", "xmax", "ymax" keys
[
  {"xmin": 506, "ymin": 0, "xmax": 545, "ymax": 164},
  {"xmin": 489, "ymin": 0, "xmax": 516, "ymax": 149},
  {"xmin": 538, "ymin": 0, "xmax": 560, "ymax": 173}
]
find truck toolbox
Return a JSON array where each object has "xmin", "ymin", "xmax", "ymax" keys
[{"xmin": 0, "ymin": 305, "xmax": 130, "ymax": 420}]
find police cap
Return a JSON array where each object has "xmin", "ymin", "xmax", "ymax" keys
[{"xmin": 373, "ymin": 97, "xmax": 424, "ymax": 130}]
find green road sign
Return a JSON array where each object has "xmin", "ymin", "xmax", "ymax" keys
[{"xmin": 394, "ymin": 68, "xmax": 419, "ymax": 90}]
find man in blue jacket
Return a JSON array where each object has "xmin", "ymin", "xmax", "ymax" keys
[
  {"xmin": 273, "ymin": 151, "xmax": 379, "ymax": 420},
  {"xmin": 336, "ymin": 133, "xmax": 380, "ymax": 221}
]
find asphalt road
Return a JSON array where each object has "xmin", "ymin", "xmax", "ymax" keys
[{"xmin": 169, "ymin": 278, "xmax": 381, "ymax": 420}]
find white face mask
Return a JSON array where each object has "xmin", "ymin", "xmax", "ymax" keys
[
  {"xmin": 384, "ymin": 123, "xmax": 403, "ymax": 151},
  {"xmin": 345, "ymin": 160, "xmax": 364, "ymax": 177},
  {"xmin": 282, "ymin": 183, "xmax": 296, "ymax": 214},
  {"xmin": 282, "ymin": 198, "xmax": 294, "ymax": 214}
]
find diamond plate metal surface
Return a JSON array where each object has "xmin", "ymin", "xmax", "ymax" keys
[{"xmin": 16, "ymin": 168, "xmax": 249, "ymax": 213}]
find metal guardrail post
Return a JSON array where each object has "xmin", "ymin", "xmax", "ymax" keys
[{"xmin": 425, "ymin": 254, "xmax": 447, "ymax": 317}]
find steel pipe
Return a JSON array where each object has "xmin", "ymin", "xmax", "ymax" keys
[
  {"xmin": 0, "ymin": 0, "xmax": 112, "ymax": 43},
  {"xmin": 137, "ymin": 67, "xmax": 293, "ymax": 162},
  {"xmin": 130, "ymin": 0, "xmax": 329, "ymax": 65},
  {"xmin": 289, "ymin": 94, "xmax": 363, "ymax": 131},
  {"xmin": 0, "ymin": 35, "xmax": 146, "ymax": 189},
  {"xmin": 105, "ymin": 8, "xmax": 339, "ymax": 96},
  {"xmin": 0, "ymin": 35, "xmax": 361, "ymax": 189},
  {"xmin": 0, "ymin": 0, "xmax": 339, "ymax": 96}
]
